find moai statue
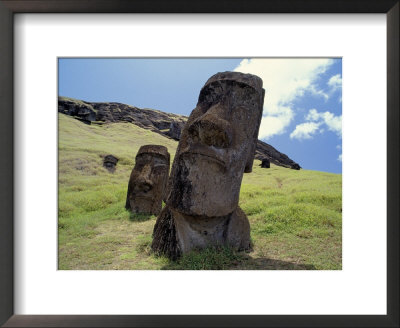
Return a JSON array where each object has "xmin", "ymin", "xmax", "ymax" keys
[
  {"xmin": 152, "ymin": 71, "xmax": 265, "ymax": 259},
  {"xmin": 125, "ymin": 145, "xmax": 170, "ymax": 215},
  {"xmin": 260, "ymin": 158, "xmax": 270, "ymax": 168},
  {"xmin": 103, "ymin": 155, "xmax": 119, "ymax": 173}
]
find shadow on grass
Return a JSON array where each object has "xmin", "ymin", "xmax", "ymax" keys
[
  {"xmin": 129, "ymin": 212, "xmax": 154, "ymax": 222},
  {"xmin": 159, "ymin": 246, "xmax": 316, "ymax": 270}
]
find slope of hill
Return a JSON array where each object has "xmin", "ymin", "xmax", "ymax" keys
[
  {"xmin": 58, "ymin": 96, "xmax": 301, "ymax": 169},
  {"xmin": 58, "ymin": 113, "xmax": 341, "ymax": 270}
]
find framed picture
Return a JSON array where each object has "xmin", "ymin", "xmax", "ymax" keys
[
  {"xmin": 1, "ymin": 0, "xmax": 398, "ymax": 327},
  {"xmin": 57, "ymin": 56, "xmax": 343, "ymax": 272}
]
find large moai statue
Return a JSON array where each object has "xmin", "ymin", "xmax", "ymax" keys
[
  {"xmin": 151, "ymin": 72, "xmax": 265, "ymax": 259},
  {"xmin": 125, "ymin": 145, "xmax": 170, "ymax": 216}
]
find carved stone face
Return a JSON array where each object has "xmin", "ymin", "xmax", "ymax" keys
[
  {"xmin": 103, "ymin": 155, "xmax": 118, "ymax": 173},
  {"xmin": 126, "ymin": 145, "xmax": 170, "ymax": 215},
  {"xmin": 166, "ymin": 72, "xmax": 264, "ymax": 217}
]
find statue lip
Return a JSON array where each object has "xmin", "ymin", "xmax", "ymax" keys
[
  {"xmin": 131, "ymin": 193, "xmax": 153, "ymax": 199},
  {"xmin": 181, "ymin": 144, "xmax": 226, "ymax": 168}
]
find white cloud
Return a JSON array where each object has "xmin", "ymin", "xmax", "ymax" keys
[
  {"xmin": 234, "ymin": 58, "xmax": 333, "ymax": 139},
  {"xmin": 338, "ymin": 154, "xmax": 342, "ymax": 162},
  {"xmin": 328, "ymin": 74, "xmax": 342, "ymax": 91},
  {"xmin": 322, "ymin": 111, "xmax": 342, "ymax": 136},
  {"xmin": 290, "ymin": 108, "xmax": 342, "ymax": 141},
  {"xmin": 336, "ymin": 144, "xmax": 342, "ymax": 150},
  {"xmin": 309, "ymin": 84, "xmax": 329, "ymax": 101},
  {"xmin": 303, "ymin": 108, "xmax": 342, "ymax": 137},
  {"xmin": 290, "ymin": 122, "xmax": 321, "ymax": 140},
  {"xmin": 327, "ymin": 74, "xmax": 342, "ymax": 103},
  {"xmin": 306, "ymin": 108, "xmax": 320, "ymax": 121},
  {"xmin": 258, "ymin": 106, "xmax": 293, "ymax": 139}
]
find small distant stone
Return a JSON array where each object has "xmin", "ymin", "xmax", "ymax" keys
[
  {"xmin": 260, "ymin": 158, "xmax": 270, "ymax": 168},
  {"xmin": 103, "ymin": 155, "xmax": 119, "ymax": 173}
]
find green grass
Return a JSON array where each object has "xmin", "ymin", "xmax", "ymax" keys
[{"xmin": 58, "ymin": 113, "xmax": 342, "ymax": 270}]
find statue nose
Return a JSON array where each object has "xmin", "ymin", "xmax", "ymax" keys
[
  {"xmin": 135, "ymin": 164, "xmax": 153, "ymax": 192},
  {"xmin": 189, "ymin": 105, "xmax": 232, "ymax": 148},
  {"xmin": 137, "ymin": 181, "xmax": 153, "ymax": 192}
]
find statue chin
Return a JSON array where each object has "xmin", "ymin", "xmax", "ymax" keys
[
  {"xmin": 168, "ymin": 156, "xmax": 240, "ymax": 217},
  {"xmin": 177, "ymin": 200, "xmax": 236, "ymax": 218}
]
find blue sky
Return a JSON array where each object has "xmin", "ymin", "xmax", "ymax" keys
[{"xmin": 59, "ymin": 58, "xmax": 342, "ymax": 173}]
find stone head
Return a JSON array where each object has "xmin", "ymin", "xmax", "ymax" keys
[
  {"xmin": 126, "ymin": 145, "xmax": 170, "ymax": 215},
  {"xmin": 166, "ymin": 71, "xmax": 264, "ymax": 217},
  {"xmin": 103, "ymin": 154, "xmax": 119, "ymax": 173}
]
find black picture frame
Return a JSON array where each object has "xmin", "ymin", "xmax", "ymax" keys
[{"xmin": 0, "ymin": 1, "xmax": 398, "ymax": 327}]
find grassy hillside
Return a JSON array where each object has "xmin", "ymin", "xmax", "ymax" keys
[{"xmin": 58, "ymin": 113, "xmax": 342, "ymax": 270}]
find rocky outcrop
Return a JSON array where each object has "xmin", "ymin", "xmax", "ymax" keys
[
  {"xmin": 291, "ymin": 163, "xmax": 301, "ymax": 170},
  {"xmin": 58, "ymin": 96, "xmax": 300, "ymax": 169},
  {"xmin": 58, "ymin": 96, "xmax": 187, "ymax": 139},
  {"xmin": 255, "ymin": 140, "xmax": 300, "ymax": 169}
]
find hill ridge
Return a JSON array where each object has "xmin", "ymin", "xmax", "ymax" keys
[{"xmin": 58, "ymin": 96, "xmax": 301, "ymax": 169}]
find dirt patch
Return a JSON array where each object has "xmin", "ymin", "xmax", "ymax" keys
[{"xmin": 274, "ymin": 176, "xmax": 283, "ymax": 188}]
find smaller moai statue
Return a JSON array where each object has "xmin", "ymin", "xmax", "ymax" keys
[
  {"xmin": 260, "ymin": 158, "xmax": 270, "ymax": 168},
  {"xmin": 125, "ymin": 145, "xmax": 170, "ymax": 215},
  {"xmin": 103, "ymin": 155, "xmax": 119, "ymax": 172}
]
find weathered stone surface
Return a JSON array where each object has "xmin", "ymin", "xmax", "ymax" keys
[
  {"xmin": 166, "ymin": 121, "xmax": 185, "ymax": 140},
  {"xmin": 125, "ymin": 145, "xmax": 170, "ymax": 216},
  {"xmin": 59, "ymin": 96, "xmax": 300, "ymax": 169},
  {"xmin": 152, "ymin": 206, "xmax": 251, "ymax": 260},
  {"xmin": 152, "ymin": 71, "xmax": 264, "ymax": 259},
  {"xmin": 58, "ymin": 98, "xmax": 97, "ymax": 124},
  {"xmin": 260, "ymin": 158, "xmax": 270, "ymax": 168},
  {"xmin": 103, "ymin": 154, "xmax": 119, "ymax": 173}
]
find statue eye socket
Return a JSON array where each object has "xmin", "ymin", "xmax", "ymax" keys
[
  {"xmin": 135, "ymin": 159, "xmax": 149, "ymax": 169},
  {"xmin": 153, "ymin": 164, "xmax": 166, "ymax": 173},
  {"xmin": 199, "ymin": 85, "xmax": 224, "ymax": 110}
]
